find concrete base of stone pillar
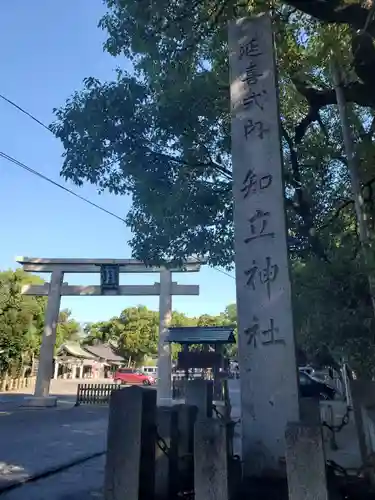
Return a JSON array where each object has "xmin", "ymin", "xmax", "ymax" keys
[{"xmin": 22, "ymin": 396, "xmax": 57, "ymax": 407}]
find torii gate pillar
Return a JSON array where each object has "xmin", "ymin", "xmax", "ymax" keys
[
  {"xmin": 157, "ymin": 269, "xmax": 172, "ymax": 406},
  {"xmin": 34, "ymin": 270, "xmax": 64, "ymax": 403}
]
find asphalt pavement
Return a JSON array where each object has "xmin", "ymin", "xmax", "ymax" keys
[
  {"xmin": 0, "ymin": 405, "xmax": 108, "ymax": 492},
  {"xmin": 0, "ymin": 455, "xmax": 105, "ymax": 500}
]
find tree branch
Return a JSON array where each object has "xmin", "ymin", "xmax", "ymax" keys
[
  {"xmin": 293, "ymin": 79, "xmax": 375, "ymax": 143},
  {"xmin": 284, "ymin": 0, "xmax": 375, "ymax": 36},
  {"xmin": 282, "ymin": 125, "xmax": 330, "ymax": 261},
  {"xmin": 132, "ymin": 137, "xmax": 233, "ymax": 180},
  {"xmin": 319, "ymin": 198, "xmax": 354, "ymax": 231},
  {"xmin": 319, "ymin": 175, "xmax": 375, "ymax": 231}
]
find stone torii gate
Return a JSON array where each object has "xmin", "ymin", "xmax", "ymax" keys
[{"xmin": 17, "ymin": 257, "xmax": 201, "ymax": 407}]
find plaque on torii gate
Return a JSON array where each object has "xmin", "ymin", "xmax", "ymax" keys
[
  {"xmin": 17, "ymin": 256, "xmax": 203, "ymax": 407},
  {"xmin": 100, "ymin": 264, "xmax": 120, "ymax": 294}
]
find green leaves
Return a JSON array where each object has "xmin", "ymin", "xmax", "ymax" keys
[
  {"xmin": 0, "ymin": 271, "xmax": 81, "ymax": 376},
  {"xmin": 56, "ymin": 309, "xmax": 81, "ymax": 349},
  {"xmin": 293, "ymin": 255, "xmax": 375, "ymax": 377},
  {"xmin": 50, "ymin": 0, "xmax": 375, "ymax": 374},
  {"xmin": 0, "ymin": 270, "xmax": 44, "ymax": 374},
  {"xmin": 51, "ymin": 0, "xmax": 373, "ymax": 267}
]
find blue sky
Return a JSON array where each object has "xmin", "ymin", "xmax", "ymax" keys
[{"xmin": 0, "ymin": 0, "xmax": 236, "ymax": 323}]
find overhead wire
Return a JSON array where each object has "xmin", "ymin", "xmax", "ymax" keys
[
  {"xmin": 0, "ymin": 151, "xmax": 127, "ymax": 223},
  {"xmin": 211, "ymin": 267, "xmax": 235, "ymax": 279},
  {"xmin": 0, "ymin": 92, "xmax": 236, "ymax": 279},
  {"xmin": 0, "ymin": 93, "xmax": 51, "ymax": 133}
]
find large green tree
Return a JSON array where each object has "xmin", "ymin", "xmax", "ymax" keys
[
  {"xmin": 56, "ymin": 309, "xmax": 81, "ymax": 348},
  {"xmin": 0, "ymin": 270, "xmax": 81, "ymax": 376},
  {"xmin": 83, "ymin": 304, "xmax": 238, "ymax": 364},
  {"xmin": 51, "ymin": 0, "xmax": 375, "ymax": 373},
  {"xmin": 0, "ymin": 270, "xmax": 45, "ymax": 375},
  {"xmin": 51, "ymin": 0, "xmax": 375, "ymax": 266},
  {"xmin": 83, "ymin": 306, "xmax": 159, "ymax": 363}
]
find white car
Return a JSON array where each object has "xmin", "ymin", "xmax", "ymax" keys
[{"xmin": 141, "ymin": 366, "xmax": 158, "ymax": 378}]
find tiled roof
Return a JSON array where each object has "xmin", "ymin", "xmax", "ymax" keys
[
  {"xmin": 57, "ymin": 343, "xmax": 95, "ymax": 359},
  {"xmin": 166, "ymin": 326, "xmax": 236, "ymax": 344},
  {"xmin": 83, "ymin": 344, "xmax": 124, "ymax": 362}
]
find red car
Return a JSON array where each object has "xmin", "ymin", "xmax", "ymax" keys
[{"xmin": 113, "ymin": 368, "xmax": 155, "ymax": 386}]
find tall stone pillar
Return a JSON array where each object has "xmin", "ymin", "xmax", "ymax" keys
[
  {"xmin": 32, "ymin": 270, "xmax": 63, "ymax": 405},
  {"xmin": 157, "ymin": 269, "xmax": 172, "ymax": 406},
  {"xmin": 229, "ymin": 15, "xmax": 299, "ymax": 475}
]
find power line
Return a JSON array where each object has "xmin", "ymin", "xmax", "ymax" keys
[
  {"xmin": 0, "ymin": 94, "xmax": 235, "ymax": 279},
  {"xmin": 0, "ymin": 93, "xmax": 51, "ymax": 133},
  {"xmin": 0, "ymin": 91, "xmax": 232, "ymax": 180},
  {"xmin": 0, "ymin": 149, "xmax": 235, "ymax": 279},
  {"xmin": 213, "ymin": 268, "xmax": 235, "ymax": 279},
  {"xmin": 0, "ymin": 151, "xmax": 127, "ymax": 223}
]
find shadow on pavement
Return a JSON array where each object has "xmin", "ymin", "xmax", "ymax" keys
[{"xmin": 0, "ymin": 401, "xmax": 108, "ymax": 492}]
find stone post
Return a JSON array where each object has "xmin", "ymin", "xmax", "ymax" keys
[
  {"xmin": 155, "ymin": 407, "xmax": 179, "ymax": 500},
  {"xmin": 174, "ymin": 404, "xmax": 198, "ymax": 490},
  {"xmin": 27, "ymin": 270, "xmax": 63, "ymax": 406},
  {"xmin": 349, "ymin": 379, "xmax": 375, "ymax": 485},
  {"xmin": 213, "ymin": 344, "xmax": 223, "ymax": 400},
  {"xmin": 176, "ymin": 404, "xmax": 198, "ymax": 450},
  {"xmin": 228, "ymin": 14, "xmax": 300, "ymax": 474},
  {"xmin": 53, "ymin": 361, "xmax": 59, "ymax": 380},
  {"xmin": 185, "ymin": 379, "xmax": 213, "ymax": 418},
  {"xmin": 342, "ymin": 363, "xmax": 352, "ymax": 406},
  {"xmin": 300, "ymin": 398, "xmax": 321, "ymax": 425},
  {"xmin": 194, "ymin": 419, "xmax": 229, "ymax": 500},
  {"xmin": 285, "ymin": 423, "xmax": 328, "ymax": 500},
  {"xmin": 104, "ymin": 386, "xmax": 156, "ymax": 500},
  {"xmin": 157, "ymin": 269, "xmax": 172, "ymax": 406},
  {"xmin": 320, "ymin": 402, "xmax": 337, "ymax": 451}
]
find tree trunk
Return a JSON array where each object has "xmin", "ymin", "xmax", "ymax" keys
[{"xmin": 331, "ymin": 56, "xmax": 375, "ymax": 318}]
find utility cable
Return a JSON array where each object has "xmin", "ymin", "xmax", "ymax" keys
[
  {"xmin": 0, "ymin": 150, "xmax": 126, "ymax": 223},
  {"xmin": 0, "ymin": 150, "xmax": 236, "ymax": 277},
  {"xmin": 0, "ymin": 95, "xmax": 235, "ymax": 279},
  {"xmin": 0, "ymin": 93, "xmax": 51, "ymax": 133}
]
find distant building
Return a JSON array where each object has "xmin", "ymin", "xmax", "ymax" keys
[{"xmin": 54, "ymin": 342, "xmax": 125, "ymax": 379}]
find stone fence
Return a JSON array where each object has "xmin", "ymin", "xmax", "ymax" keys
[{"xmin": 0, "ymin": 375, "xmax": 36, "ymax": 392}]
